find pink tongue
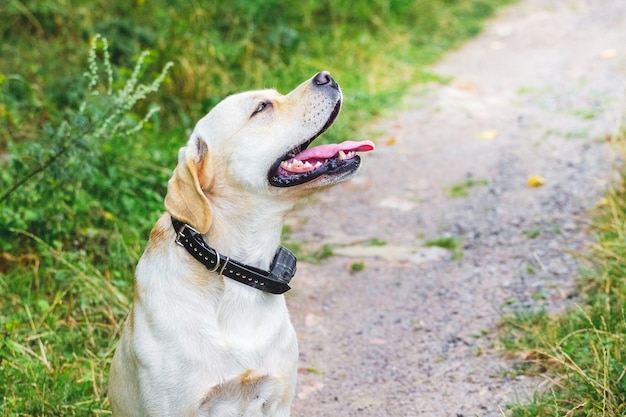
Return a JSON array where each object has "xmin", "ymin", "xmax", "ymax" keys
[{"xmin": 291, "ymin": 140, "xmax": 375, "ymax": 162}]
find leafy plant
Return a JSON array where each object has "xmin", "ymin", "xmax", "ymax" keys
[{"xmin": 0, "ymin": 35, "xmax": 172, "ymax": 249}]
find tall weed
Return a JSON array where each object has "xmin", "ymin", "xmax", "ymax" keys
[{"xmin": 0, "ymin": 35, "xmax": 172, "ymax": 249}]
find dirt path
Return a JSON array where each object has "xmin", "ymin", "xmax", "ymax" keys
[{"xmin": 285, "ymin": 1, "xmax": 626, "ymax": 416}]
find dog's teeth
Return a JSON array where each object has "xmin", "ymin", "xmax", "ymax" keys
[
  {"xmin": 280, "ymin": 159, "xmax": 316, "ymax": 173},
  {"xmin": 338, "ymin": 150, "xmax": 347, "ymax": 160}
]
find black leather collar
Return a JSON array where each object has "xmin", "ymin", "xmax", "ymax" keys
[{"xmin": 171, "ymin": 217, "xmax": 296, "ymax": 294}]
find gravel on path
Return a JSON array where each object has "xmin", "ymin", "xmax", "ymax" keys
[{"xmin": 287, "ymin": 1, "xmax": 626, "ymax": 415}]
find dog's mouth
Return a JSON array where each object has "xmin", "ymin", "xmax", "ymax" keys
[{"xmin": 268, "ymin": 103, "xmax": 375, "ymax": 187}]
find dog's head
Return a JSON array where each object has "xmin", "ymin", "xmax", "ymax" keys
[{"xmin": 165, "ymin": 72, "xmax": 374, "ymax": 233}]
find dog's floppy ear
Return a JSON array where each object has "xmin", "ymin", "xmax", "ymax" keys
[{"xmin": 164, "ymin": 137, "xmax": 212, "ymax": 234}]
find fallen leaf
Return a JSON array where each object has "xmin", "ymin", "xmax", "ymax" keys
[
  {"xmin": 600, "ymin": 48, "xmax": 617, "ymax": 59},
  {"xmin": 298, "ymin": 367, "xmax": 322, "ymax": 374},
  {"xmin": 478, "ymin": 130, "xmax": 498, "ymax": 140},
  {"xmin": 527, "ymin": 175, "xmax": 545, "ymax": 187},
  {"xmin": 385, "ymin": 137, "xmax": 397, "ymax": 146},
  {"xmin": 595, "ymin": 197, "xmax": 608, "ymax": 207}
]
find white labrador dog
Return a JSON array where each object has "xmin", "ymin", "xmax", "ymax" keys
[{"xmin": 108, "ymin": 71, "xmax": 374, "ymax": 417}]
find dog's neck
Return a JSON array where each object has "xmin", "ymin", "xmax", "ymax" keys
[{"xmin": 202, "ymin": 196, "xmax": 294, "ymax": 271}]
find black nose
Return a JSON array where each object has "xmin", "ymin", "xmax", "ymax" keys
[{"xmin": 313, "ymin": 71, "xmax": 338, "ymax": 89}]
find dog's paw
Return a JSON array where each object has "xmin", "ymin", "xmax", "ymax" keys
[{"xmin": 200, "ymin": 370, "xmax": 289, "ymax": 417}]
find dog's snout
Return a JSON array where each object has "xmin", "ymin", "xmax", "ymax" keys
[{"xmin": 313, "ymin": 71, "xmax": 338, "ymax": 89}]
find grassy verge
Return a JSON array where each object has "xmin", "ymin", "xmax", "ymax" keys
[
  {"xmin": 501, "ymin": 134, "xmax": 626, "ymax": 416},
  {"xmin": 1, "ymin": 1, "xmax": 512, "ymax": 414},
  {"xmin": 1, "ymin": 0, "xmax": 509, "ymax": 146}
]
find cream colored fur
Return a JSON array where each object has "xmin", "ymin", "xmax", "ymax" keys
[{"xmin": 108, "ymin": 73, "xmax": 354, "ymax": 416}]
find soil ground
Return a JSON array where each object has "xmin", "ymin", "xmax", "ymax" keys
[{"xmin": 286, "ymin": 0, "xmax": 626, "ymax": 416}]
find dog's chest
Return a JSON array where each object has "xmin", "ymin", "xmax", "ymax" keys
[
  {"xmin": 134, "ymin": 278, "xmax": 299, "ymax": 409},
  {"xmin": 142, "ymin": 282, "xmax": 296, "ymax": 360}
]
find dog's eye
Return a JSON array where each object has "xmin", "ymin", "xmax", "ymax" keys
[{"xmin": 251, "ymin": 101, "xmax": 272, "ymax": 117}]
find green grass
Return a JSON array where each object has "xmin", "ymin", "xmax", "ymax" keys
[
  {"xmin": 1, "ymin": 235, "xmax": 128, "ymax": 415},
  {"xmin": 448, "ymin": 177, "xmax": 489, "ymax": 198},
  {"xmin": 424, "ymin": 236, "xmax": 461, "ymax": 249},
  {"xmin": 424, "ymin": 236, "xmax": 464, "ymax": 260},
  {"xmin": 0, "ymin": 0, "xmax": 513, "ymax": 414},
  {"xmin": 523, "ymin": 228, "xmax": 541, "ymax": 239},
  {"xmin": 501, "ymin": 135, "xmax": 626, "ymax": 416},
  {"xmin": 350, "ymin": 261, "xmax": 366, "ymax": 273}
]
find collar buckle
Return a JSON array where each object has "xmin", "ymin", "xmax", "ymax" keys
[{"xmin": 175, "ymin": 222, "xmax": 200, "ymax": 247}]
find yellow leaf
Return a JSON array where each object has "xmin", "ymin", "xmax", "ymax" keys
[
  {"xmin": 527, "ymin": 175, "xmax": 545, "ymax": 187},
  {"xmin": 478, "ymin": 130, "xmax": 498, "ymax": 140},
  {"xmin": 600, "ymin": 49, "xmax": 617, "ymax": 59},
  {"xmin": 596, "ymin": 198, "xmax": 608, "ymax": 207},
  {"xmin": 385, "ymin": 137, "xmax": 397, "ymax": 146},
  {"xmin": 102, "ymin": 211, "xmax": 115, "ymax": 221}
]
